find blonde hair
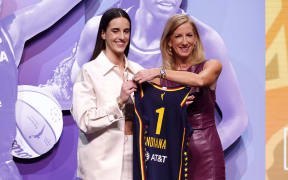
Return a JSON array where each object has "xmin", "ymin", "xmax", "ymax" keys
[{"xmin": 160, "ymin": 14, "xmax": 205, "ymax": 70}]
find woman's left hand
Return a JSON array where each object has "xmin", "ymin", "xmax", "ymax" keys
[{"xmin": 133, "ymin": 68, "xmax": 160, "ymax": 83}]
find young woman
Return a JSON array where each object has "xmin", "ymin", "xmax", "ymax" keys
[
  {"xmin": 134, "ymin": 14, "xmax": 226, "ymax": 180},
  {"xmin": 71, "ymin": 8, "xmax": 142, "ymax": 180}
]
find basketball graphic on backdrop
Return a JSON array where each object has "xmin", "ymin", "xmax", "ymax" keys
[{"xmin": 11, "ymin": 85, "xmax": 63, "ymax": 159}]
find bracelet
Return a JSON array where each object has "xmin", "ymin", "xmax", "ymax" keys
[{"xmin": 160, "ymin": 66, "xmax": 166, "ymax": 79}]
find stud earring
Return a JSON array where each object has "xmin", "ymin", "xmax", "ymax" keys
[{"xmin": 194, "ymin": 42, "xmax": 197, "ymax": 48}]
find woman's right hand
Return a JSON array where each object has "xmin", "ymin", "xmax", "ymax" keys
[
  {"xmin": 133, "ymin": 68, "xmax": 160, "ymax": 83},
  {"xmin": 118, "ymin": 80, "xmax": 137, "ymax": 105}
]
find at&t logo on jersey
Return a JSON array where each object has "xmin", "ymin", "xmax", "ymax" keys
[
  {"xmin": 145, "ymin": 151, "xmax": 168, "ymax": 164},
  {"xmin": 150, "ymin": 154, "xmax": 167, "ymax": 163}
]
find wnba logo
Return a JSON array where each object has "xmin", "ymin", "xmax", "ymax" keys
[{"xmin": 145, "ymin": 151, "xmax": 150, "ymax": 162}]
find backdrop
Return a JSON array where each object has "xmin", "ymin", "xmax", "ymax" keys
[{"xmin": 0, "ymin": 0, "xmax": 265, "ymax": 179}]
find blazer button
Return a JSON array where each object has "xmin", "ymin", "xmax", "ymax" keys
[
  {"xmin": 108, "ymin": 115, "xmax": 114, "ymax": 122},
  {"xmin": 114, "ymin": 114, "xmax": 118, "ymax": 119}
]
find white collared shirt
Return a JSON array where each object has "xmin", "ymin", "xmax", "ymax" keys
[{"xmin": 72, "ymin": 51, "xmax": 143, "ymax": 180}]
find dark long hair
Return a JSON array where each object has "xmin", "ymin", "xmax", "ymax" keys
[{"xmin": 90, "ymin": 8, "xmax": 131, "ymax": 61}]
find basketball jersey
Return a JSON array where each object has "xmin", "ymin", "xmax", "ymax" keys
[
  {"xmin": 133, "ymin": 82, "xmax": 192, "ymax": 180},
  {"xmin": 0, "ymin": 22, "xmax": 17, "ymax": 161}
]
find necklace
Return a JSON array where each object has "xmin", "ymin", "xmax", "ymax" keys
[{"xmin": 176, "ymin": 63, "xmax": 191, "ymax": 71}]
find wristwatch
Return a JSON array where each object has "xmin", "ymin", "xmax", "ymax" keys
[{"xmin": 160, "ymin": 67, "xmax": 166, "ymax": 79}]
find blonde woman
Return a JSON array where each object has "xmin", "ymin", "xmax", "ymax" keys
[{"xmin": 134, "ymin": 14, "xmax": 225, "ymax": 180}]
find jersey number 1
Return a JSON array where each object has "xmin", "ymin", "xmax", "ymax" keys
[{"xmin": 155, "ymin": 107, "xmax": 165, "ymax": 135}]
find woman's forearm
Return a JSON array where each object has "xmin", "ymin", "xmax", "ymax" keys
[{"xmin": 165, "ymin": 69, "xmax": 204, "ymax": 87}]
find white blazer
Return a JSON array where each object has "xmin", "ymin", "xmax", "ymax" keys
[{"xmin": 72, "ymin": 51, "xmax": 143, "ymax": 180}]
